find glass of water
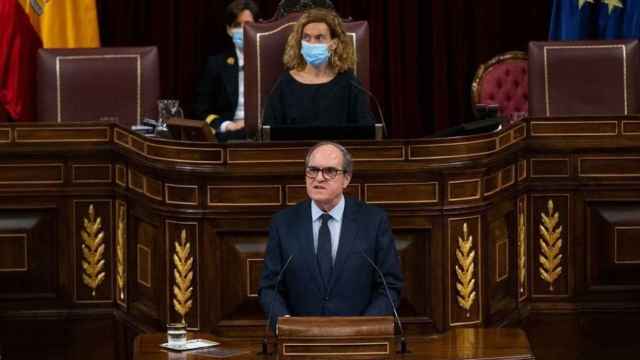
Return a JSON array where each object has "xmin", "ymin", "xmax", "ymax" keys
[{"xmin": 167, "ymin": 322, "xmax": 187, "ymax": 346}]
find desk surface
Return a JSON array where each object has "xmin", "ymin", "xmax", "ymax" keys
[{"xmin": 134, "ymin": 328, "xmax": 534, "ymax": 360}]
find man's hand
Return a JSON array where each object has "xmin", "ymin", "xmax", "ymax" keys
[{"xmin": 226, "ymin": 119, "xmax": 245, "ymax": 132}]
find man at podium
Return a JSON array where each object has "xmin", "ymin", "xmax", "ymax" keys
[{"xmin": 259, "ymin": 142, "xmax": 403, "ymax": 329}]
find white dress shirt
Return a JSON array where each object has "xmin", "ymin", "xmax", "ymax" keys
[{"xmin": 220, "ymin": 46, "xmax": 245, "ymax": 132}]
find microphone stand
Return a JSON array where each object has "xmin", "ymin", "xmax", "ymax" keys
[
  {"xmin": 361, "ymin": 251, "xmax": 409, "ymax": 354},
  {"xmin": 260, "ymin": 255, "xmax": 294, "ymax": 355},
  {"xmin": 350, "ymin": 80, "xmax": 388, "ymax": 138}
]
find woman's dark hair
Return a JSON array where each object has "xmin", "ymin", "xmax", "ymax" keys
[{"xmin": 225, "ymin": 0, "xmax": 259, "ymax": 27}]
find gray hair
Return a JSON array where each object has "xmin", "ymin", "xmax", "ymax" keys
[{"xmin": 304, "ymin": 141, "xmax": 353, "ymax": 174}]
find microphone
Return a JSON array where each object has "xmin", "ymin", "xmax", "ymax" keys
[
  {"xmin": 360, "ymin": 251, "xmax": 407, "ymax": 354},
  {"xmin": 261, "ymin": 254, "xmax": 294, "ymax": 355},
  {"xmin": 259, "ymin": 75, "xmax": 284, "ymax": 141},
  {"xmin": 350, "ymin": 80, "xmax": 388, "ymax": 138}
]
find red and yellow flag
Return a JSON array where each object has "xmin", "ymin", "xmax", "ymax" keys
[
  {"xmin": 19, "ymin": 0, "xmax": 100, "ymax": 48},
  {"xmin": 0, "ymin": 0, "xmax": 100, "ymax": 121}
]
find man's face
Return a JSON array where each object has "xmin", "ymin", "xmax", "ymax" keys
[{"xmin": 305, "ymin": 145, "xmax": 351, "ymax": 209}]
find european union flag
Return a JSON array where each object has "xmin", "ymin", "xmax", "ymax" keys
[
  {"xmin": 549, "ymin": 0, "xmax": 598, "ymax": 40},
  {"xmin": 623, "ymin": 0, "xmax": 640, "ymax": 37},
  {"xmin": 598, "ymin": 0, "xmax": 625, "ymax": 38},
  {"xmin": 549, "ymin": 0, "xmax": 640, "ymax": 40}
]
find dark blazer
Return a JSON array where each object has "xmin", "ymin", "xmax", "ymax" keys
[
  {"xmin": 259, "ymin": 197, "xmax": 403, "ymax": 329},
  {"xmin": 193, "ymin": 49, "xmax": 245, "ymax": 141}
]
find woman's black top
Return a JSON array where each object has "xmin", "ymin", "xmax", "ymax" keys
[{"xmin": 263, "ymin": 70, "xmax": 374, "ymax": 140}]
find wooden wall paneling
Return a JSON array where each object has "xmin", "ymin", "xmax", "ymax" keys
[
  {"xmin": 430, "ymin": 215, "xmax": 446, "ymax": 332},
  {"xmin": 66, "ymin": 317, "xmax": 117, "ymax": 360},
  {"xmin": 365, "ymin": 182, "xmax": 439, "ymax": 204},
  {"xmin": 71, "ymin": 163, "xmax": 113, "ymax": 184},
  {"xmin": 585, "ymin": 198, "xmax": 640, "ymax": 295},
  {"xmin": 214, "ymin": 230, "xmax": 268, "ymax": 334},
  {"xmin": 203, "ymin": 219, "xmax": 220, "ymax": 334},
  {"xmin": 208, "ymin": 185, "xmax": 282, "ymax": 207},
  {"xmin": 530, "ymin": 194, "xmax": 571, "ymax": 299},
  {"xmin": 0, "ymin": 205, "xmax": 59, "ymax": 301},
  {"xmin": 203, "ymin": 215, "xmax": 272, "ymax": 336},
  {"xmin": 129, "ymin": 205, "xmax": 165, "ymax": 324},
  {"xmin": 396, "ymin": 229, "xmax": 432, "ymax": 332},
  {"xmin": 165, "ymin": 220, "xmax": 200, "ymax": 330},
  {"xmin": 572, "ymin": 191, "xmax": 587, "ymax": 299},
  {"xmin": 390, "ymin": 213, "xmax": 433, "ymax": 328},
  {"xmin": 0, "ymin": 312, "xmax": 117, "ymax": 360},
  {"xmin": 74, "ymin": 200, "xmax": 113, "ymax": 303},
  {"xmin": 485, "ymin": 199, "xmax": 517, "ymax": 325},
  {"xmin": 165, "ymin": 183, "xmax": 200, "ymax": 206},
  {"xmin": 115, "ymin": 163, "xmax": 128, "ymax": 188},
  {"xmin": 0, "ymin": 163, "xmax": 64, "ymax": 185},
  {"xmin": 530, "ymin": 158, "xmax": 570, "ymax": 178},
  {"xmin": 388, "ymin": 211, "xmax": 433, "ymax": 333},
  {"xmin": 448, "ymin": 179, "xmax": 482, "ymax": 203}
]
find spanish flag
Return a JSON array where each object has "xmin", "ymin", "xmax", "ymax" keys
[{"xmin": 0, "ymin": 0, "xmax": 100, "ymax": 122}]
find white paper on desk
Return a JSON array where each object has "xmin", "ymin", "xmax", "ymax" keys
[{"xmin": 159, "ymin": 339, "xmax": 220, "ymax": 351}]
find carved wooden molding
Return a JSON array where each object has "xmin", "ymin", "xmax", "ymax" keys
[
  {"xmin": 173, "ymin": 229, "xmax": 194, "ymax": 323},
  {"xmin": 81, "ymin": 205, "xmax": 106, "ymax": 297},
  {"xmin": 455, "ymin": 223, "xmax": 477, "ymax": 317},
  {"xmin": 116, "ymin": 201, "xmax": 126, "ymax": 304},
  {"xmin": 539, "ymin": 200, "xmax": 563, "ymax": 291},
  {"xmin": 518, "ymin": 209, "xmax": 527, "ymax": 296}
]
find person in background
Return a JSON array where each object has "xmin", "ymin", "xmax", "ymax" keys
[
  {"xmin": 262, "ymin": 8, "xmax": 373, "ymax": 138},
  {"xmin": 193, "ymin": 0, "xmax": 259, "ymax": 142}
]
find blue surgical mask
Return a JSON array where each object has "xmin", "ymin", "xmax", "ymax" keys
[
  {"xmin": 231, "ymin": 29, "xmax": 243, "ymax": 49},
  {"xmin": 301, "ymin": 41, "xmax": 331, "ymax": 67}
]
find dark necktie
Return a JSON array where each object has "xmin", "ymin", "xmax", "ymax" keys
[{"xmin": 317, "ymin": 213, "xmax": 333, "ymax": 289}]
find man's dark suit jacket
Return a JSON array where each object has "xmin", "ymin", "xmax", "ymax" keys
[
  {"xmin": 193, "ymin": 49, "xmax": 246, "ymax": 141},
  {"xmin": 259, "ymin": 197, "xmax": 403, "ymax": 328}
]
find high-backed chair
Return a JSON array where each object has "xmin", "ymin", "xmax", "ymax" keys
[
  {"xmin": 243, "ymin": 12, "xmax": 370, "ymax": 140},
  {"xmin": 37, "ymin": 47, "xmax": 160, "ymax": 127},
  {"xmin": 528, "ymin": 40, "xmax": 640, "ymax": 117},
  {"xmin": 471, "ymin": 51, "xmax": 528, "ymax": 121}
]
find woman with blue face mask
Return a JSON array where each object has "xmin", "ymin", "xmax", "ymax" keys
[
  {"xmin": 263, "ymin": 8, "xmax": 374, "ymax": 140},
  {"xmin": 193, "ymin": 0, "xmax": 258, "ymax": 142}
]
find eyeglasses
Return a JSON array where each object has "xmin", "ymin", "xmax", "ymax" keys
[{"xmin": 305, "ymin": 166, "xmax": 347, "ymax": 180}]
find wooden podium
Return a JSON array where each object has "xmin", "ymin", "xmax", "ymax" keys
[{"xmin": 276, "ymin": 316, "xmax": 395, "ymax": 359}]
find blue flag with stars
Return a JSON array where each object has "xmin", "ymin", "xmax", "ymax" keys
[
  {"xmin": 550, "ymin": 0, "xmax": 640, "ymax": 40},
  {"xmin": 623, "ymin": 0, "xmax": 640, "ymax": 37}
]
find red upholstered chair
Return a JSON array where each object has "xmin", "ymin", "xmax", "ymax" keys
[
  {"xmin": 36, "ymin": 47, "xmax": 160, "ymax": 127},
  {"xmin": 243, "ymin": 12, "xmax": 370, "ymax": 140},
  {"xmin": 471, "ymin": 51, "xmax": 528, "ymax": 122}
]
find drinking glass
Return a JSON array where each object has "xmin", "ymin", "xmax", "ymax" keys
[{"xmin": 167, "ymin": 322, "xmax": 187, "ymax": 346}]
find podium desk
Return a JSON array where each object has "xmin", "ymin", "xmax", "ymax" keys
[
  {"xmin": 134, "ymin": 328, "xmax": 533, "ymax": 360},
  {"xmin": 0, "ymin": 116, "xmax": 639, "ymax": 360}
]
